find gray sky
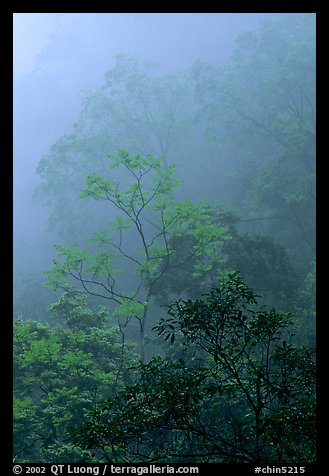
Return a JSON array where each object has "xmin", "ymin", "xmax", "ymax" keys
[
  {"xmin": 13, "ymin": 12, "xmax": 270, "ymax": 246},
  {"xmin": 14, "ymin": 13, "xmax": 268, "ymax": 77}
]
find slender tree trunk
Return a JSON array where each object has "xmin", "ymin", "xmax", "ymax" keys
[
  {"xmin": 139, "ymin": 295, "xmax": 151, "ymax": 364},
  {"xmin": 140, "ymin": 319, "xmax": 146, "ymax": 365}
]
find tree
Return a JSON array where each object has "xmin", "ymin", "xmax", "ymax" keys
[
  {"xmin": 151, "ymin": 210, "xmax": 299, "ymax": 313},
  {"xmin": 34, "ymin": 54, "xmax": 195, "ymax": 240},
  {"xmin": 13, "ymin": 291, "xmax": 138, "ymax": 463},
  {"xmin": 45, "ymin": 150, "xmax": 230, "ymax": 362},
  {"xmin": 75, "ymin": 273, "xmax": 316, "ymax": 463},
  {"xmin": 192, "ymin": 14, "xmax": 315, "ymax": 269}
]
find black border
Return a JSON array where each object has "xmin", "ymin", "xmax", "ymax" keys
[{"xmin": 2, "ymin": 2, "xmax": 14, "ymax": 470}]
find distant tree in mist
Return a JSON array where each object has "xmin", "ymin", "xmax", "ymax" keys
[
  {"xmin": 34, "ymin": 54, "xmax": 195, "ymax": 240},
  {"xmin": 192, "ymin": 13, "xmax": 315, "ymax": 268}
]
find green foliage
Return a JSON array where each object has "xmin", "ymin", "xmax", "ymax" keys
[
  {"xmin": 45, "ymin": 151, "xmax": 230, "ymax": 362},
  {"xmin": 13, "ymin": 293, "xmax": 138, "ymax": 463},
  {"xmin": 75, "ymin": 273, "xmax": 315, "ymax": 463}
]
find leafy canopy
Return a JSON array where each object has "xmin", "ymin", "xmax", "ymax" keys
[{"xmin": 75, "ymin": 273, "xmax": 315, "ymax": 463}]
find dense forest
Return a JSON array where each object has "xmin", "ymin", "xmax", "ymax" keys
[{"xmin": 13, "ymin": 13, "xmax": 316, "ymax": 464}]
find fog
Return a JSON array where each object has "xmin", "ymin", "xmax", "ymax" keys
[
  {"xmin": 13, "ymin": 12, "xmax": 315, "ymax": 319},
  {"xmin": 14, "ymin": 13, "xmax": 270, "ymax": 310},
  {"xmin": 13, "ymin": 12, "xmax": 316, "ymax": 464},
  {"xmin": 14, "ymin": 14, "xmax": 267, "ymax": 219}
]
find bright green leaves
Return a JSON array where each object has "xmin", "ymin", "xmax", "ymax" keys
[
  {"xmin": 81, "ymin": 150, "xmax": 179, "ymax": 215},
  {"xmin": 46, "ymin": 151, "xmax": 231, "ymax": 360},
  {"xmin": 13, "ymin": 298, "xmax": 139, "ymax": 463},
  {"xmin": 45, "ymin": 242, "xmax": 122, "ymax": 299},
  {"xmin": 45, "ymin": 243, "xmax": 90, "ymax": 290},
  {"xmin": 60, "ymin": 350, "xmax": 93, "ymax": 373},
  {"xmin": 81, "ymin": 174, "xmax": 119, "ymax": 201},
  {"xmin": 108, "ymin": 149, "xmax": 159, "ymax": 171},
  {"xmin": 21, "ymin": 335, "xmax": 62, "ymax": 367},
  {"xmin": 162, "ymin": 200, "xmax": 230, "ymax": 272},
  {"xmin": 112, "ymin": 299, "xmax": 145, "ymax": 320}
]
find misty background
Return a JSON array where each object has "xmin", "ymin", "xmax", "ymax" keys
[
  {"xmin": 14, "ymin": 13, "xmax": 268, "ymax": 316},
  {"xmin": 13, "ymin": 12, "xmax": 315, "ymax": 324}
]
